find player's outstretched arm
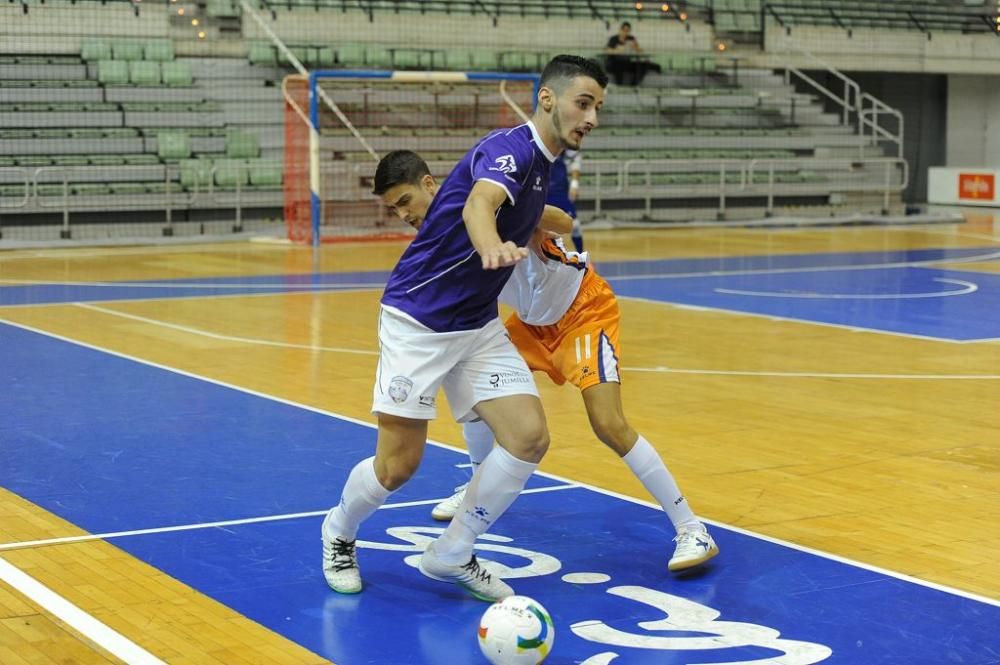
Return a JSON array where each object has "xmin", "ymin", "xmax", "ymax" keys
[
  {"xmin": 463, "ymin": 180, "xmax": 529, "ymax": 270},
  {"xmin": 540, "ymin": 205, "xmax": 573, "ymax": 235}
]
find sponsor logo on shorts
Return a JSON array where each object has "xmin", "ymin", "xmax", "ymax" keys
[
  {"xmin": 388, "ymin": 376, "xmax": 413, "ymax": 403},
  {"xmin": 488, "ymin": 370, "xmax": 532, "ymax": 388},
  {"xmin": 418, "ymin": 395, "xmax": 436, "ymax": 408}
]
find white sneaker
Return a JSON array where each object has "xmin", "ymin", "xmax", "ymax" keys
[
  {"xmin": 431, "ymin": 483, "xmax": 468, "ymax": 521},
  {"xmin": 418, "ymin": 543, "xmax": 513, "ymax": 602},
  {"xmin": 668, "ymin": 526, "xmax": 719, "ymax": 572},
  {"xmin": 323, "ymin": 534, "xmax": 362, "ymax": 594}
]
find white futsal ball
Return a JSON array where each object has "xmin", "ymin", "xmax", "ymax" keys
[{"xmin": 477, "ymin": 595, "xmax": 555, "ymax": 665}]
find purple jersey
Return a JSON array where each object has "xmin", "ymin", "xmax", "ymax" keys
[{"xmin": 381, "ymin": 122, "xmax": 556, "ymax": 332}]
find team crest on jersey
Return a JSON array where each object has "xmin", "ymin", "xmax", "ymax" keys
[
  {"xmin": 532, "ymin": 175, "xmax": 543, "ymax": 192},
  {"xmin": 490, "ymin": 154, "xmax": 517, "ymax": 175},
  {"xmin": 388, "ymin": 376, "xmax": 413, "ymax": 403}
]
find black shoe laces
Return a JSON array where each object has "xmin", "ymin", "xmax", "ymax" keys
[
  {"xmin": 462, "ymin": 555, "xmax": 492, "ymax": 583},
  {"xmin": 330, "ymin": 538, "xmax": 357, "ymax": 572}
]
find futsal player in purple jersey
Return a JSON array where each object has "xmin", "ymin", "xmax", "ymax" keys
[{"xmin": 321, "ymin": 56, "xmax": 607, "ymax": 602}]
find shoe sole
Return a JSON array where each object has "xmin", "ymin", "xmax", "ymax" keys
[
  {"xmin": 668, "ymin": 544, "xmax": 720, "ymax": 572},
  {"xmin": 430, "ymin": 511, "xmax": 455, "ymax": 522},
  {"xmin": 325, "ymin": 579, "xmax": 362, "ymax": 594},
  {"xmin": 417, "ymin": 560, "xmax": 504, "ymax": 602}
]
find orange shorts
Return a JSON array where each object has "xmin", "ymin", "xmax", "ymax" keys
[{"xmin": 504, "ymin": 268, "xmax": 621, "ymax": 391}]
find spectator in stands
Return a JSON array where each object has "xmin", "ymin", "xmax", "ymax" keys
[{"xmin": 604, "ymin": 21, "xmax": 661, "ymax": 86}]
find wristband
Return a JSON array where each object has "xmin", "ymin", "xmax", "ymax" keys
[{"xmin": 569, "ymin": 178, "xmax": 580, "ymax": 190}]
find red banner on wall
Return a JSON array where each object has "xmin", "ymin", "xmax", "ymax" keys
[{"xmin": 958, "ymin": 173, "xmax": 996, "ymax": 200}]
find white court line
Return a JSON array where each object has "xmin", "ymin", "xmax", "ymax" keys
[
  {"xmin": 604, "ymin": 247, "xmax": 1000, "ymax": 282},
  {"xmin": 1, "ymin": 316, "xmax": 998, "ymax": 611},
  {"xmin": 714, "ymin": 277, "xmax": 978, "ymax": 300},
  {"xmin": 0, "ymin": 556, "xmax": 167, "ymax": 664},
  {"xmin": 0, "ymin": 485, "xmax": 576, "ymax": 553},
  {"xmin": 3, "ymin": 247, "xmax": 999, "ymax": 291},
  {"xmin": 0, "ymin": 277, "xmax": 385, "ymax": 290},
  {"xmin": 625, "ymin": 366, "xmax": 1000, "ymax": 380},
  {"xmin": 74, "ymin": 303, "xmax": 1000, "ymax": 378},
  {"xmin": 75, "ymin": 303, "xmax": 379, "ymax": 356},
  {"xmin": 619, "ymin": 293, "xmax": 992, "ymax": 344}
]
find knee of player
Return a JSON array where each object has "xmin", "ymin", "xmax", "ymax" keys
[
  {"xmin": 506, "ymin": 426, "xmax": 549, "ymax": 463},
  {"xmin": 590, "ymin": 413, "xmax": 635, "ymax": 454},
  {"xmin": 375, "ymin": 453, "xmax": 421, "ymax": 490}
]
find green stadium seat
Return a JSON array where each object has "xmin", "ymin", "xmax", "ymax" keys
[
  {"xmin": 315, "ymin": 46, "xmax": 336, "ymax": 68},
  {"xmin": 73, "ymin": 184, "xmax": 112, "ymax": 196},
  {"xmin": 81, "ymin": 39, "xmax": 112, "ymax": 62},
  {"xmin": 112, "ymin": 41, "xmax": 144, "ymax": 61},
  {"xmin": 87, "ymin": 155, "xmax": 126, "ymax": 166},
  {"xmin": 161, "ymin": 61, "xmax": 194, "ymax": 87},
  {"xmin": 336, "ymin": 43, "xmax": 366, "ymax": 67},
  {"xmin": 248, "ymin": 161, "xmax": 282, "ymax": 187},
  {"xmin": 124, "ymin": 155, "xmax": 161, "ymax": 165},
  {"xmin": 16, "ymin": 157, "xmax": 52, "ymax": 167},
  {"xmin": 225, "ymin": 132, "xmax": 259, "ymax": 159},
  {"xmin": 109, "ymin": 183, "xmax": 152, "ymax": 195},
  {"xmin": 248, "ymin": 43, "xmax": 277, "ymax": 66},
  {"xmin": 206, "ymin": 0, "xmax": 239, "ymax": 17},
  {"xmin": 129, "ymin": 61, "xmax": 162, "ymax": 86},
  {"xmin": 53, "ymin": 156, "xmax": 91, "ymax": 167},
  {"xmin": 144, "ymin": 40, "xmax": 175, "ymax": 62},
  {"xmin": 157, "ymin": 132, "xmax": 192, "ymax": 160},
  {"xmin": 366, "ymin": 48, "xmax": 393, "ymax": 69},
  {"xmin": 214, "ymin": 159, "xmax": 249, "ymax": 188},
  {"xmin": 97, "ymin": 60, "xmax": 129, "ymax": 86},
  {"xmin": 180, "ymin": 159, "xmax": 213, "ymax": 189}
]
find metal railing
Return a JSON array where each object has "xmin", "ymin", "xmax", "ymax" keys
[
  {"xmin": 779, "ymin": 46, "xmax": 904, "ymax": 160},
  {"xmin": 858, "ymin": 92, "xmax": 904, "ymax": 159},
  {"xmin": 585, "ymin": 156, "xmax": 908, "ymax": 218},
  {"xmin": 0, "ymin": 164, "xmax": 283, "ymax": 239}
]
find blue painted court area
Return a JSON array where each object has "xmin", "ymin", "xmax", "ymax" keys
[
  {"xmin": 2, "ymin": 245, "xmax": 999, "ymax": 341},
  {"xmin": 2, "ymin": 322, "xmax": 999, "ymax": 665},
  {"xmin": 607, "ymin": 266, "xmax": 1000, "ymax": 341}
]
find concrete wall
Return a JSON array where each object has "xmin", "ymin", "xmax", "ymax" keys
[
  {"xmin": 945, "ymin": 75, "xmax": 1000, "ymax": 168},
  {"xmin": 243, "ymin": 10, "xmax": 714, "ymax": 54},
  {"xmin": 0, "ymin": 4, "xmax": 168, "ymax": 51},
  {"xmin": 762, "ymin": 24, "xmax": 1000, "ymax": 75}
]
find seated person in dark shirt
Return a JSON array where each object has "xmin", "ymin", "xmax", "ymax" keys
[{"xmin": 604, "ymin": 21, "xmax": 662, "ymax": 86}]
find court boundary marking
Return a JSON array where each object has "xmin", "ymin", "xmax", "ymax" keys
[
  {"xmin": 1, "ymin": 316, "xmax": 998, "ymax": 613},
  {"xmin": 0, "ymin": 556, "xmax": 167, "ymax": 665},
  {"xmin": 714, "ymin": 276, "xmax": 978, "ymax": 300},
  {"xmin": 0, "ymin": 485, "xmax": 577, "ymax": 553},
  {"xmin": 1, "ymin": 246, "xmax": 999, "ymax": 291},
  {"xmin": 70, "ymin": 303, "xmax": 1000, "ymax": 378},
  {"xmin": 619, "ymin": 294, "xmax": 1000, "ymax": 344}
]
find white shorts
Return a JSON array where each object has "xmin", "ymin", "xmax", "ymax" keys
[{"xmin": 372, "ymin": 306, "xmax": 539, "ymax": 422}]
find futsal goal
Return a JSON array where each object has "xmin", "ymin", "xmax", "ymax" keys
[{"xmin": 282, "ymin": 70, "xmax": 540, "ymax": 245}]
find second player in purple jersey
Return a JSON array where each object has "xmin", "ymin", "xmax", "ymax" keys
[{"xmin": 382, "ymin": 122, "xmax": 556, "ymax": 332}]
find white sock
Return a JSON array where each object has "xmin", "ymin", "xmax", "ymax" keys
[
  {"xmin": 622, "ymin": 435, "xmax": 702, "ymax": 533},
  {"xmin": 433, "ymin": 446, "xmax": 537, "ymax": 564},
  {"xmin": 323, "ymin": 456, "xmax": 393, "ymax": 542},
  {"xmin": 462, "ymin": 419, "xmax": 495, "ymax": 475}
]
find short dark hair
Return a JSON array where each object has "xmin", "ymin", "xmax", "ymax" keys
[
  {"xmin": 372, "ymin": 150, "xmax": 430, "ymax": 195},
  {"xmin": 540, "ymin": 55, "xmax": 609, "ymax": 91},
  {"xmin": 620, "ymin": 21, "xmax": 632, "ymax": 29}
]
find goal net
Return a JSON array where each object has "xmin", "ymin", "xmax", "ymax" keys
[{"xmin": 283, "ymin": 71, "xmax": 539, "ymax": 244}]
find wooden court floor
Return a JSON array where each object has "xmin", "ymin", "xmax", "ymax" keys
[{"xmin": 1, "ymin": 222, "xmax": 998, "ymax": 663}]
